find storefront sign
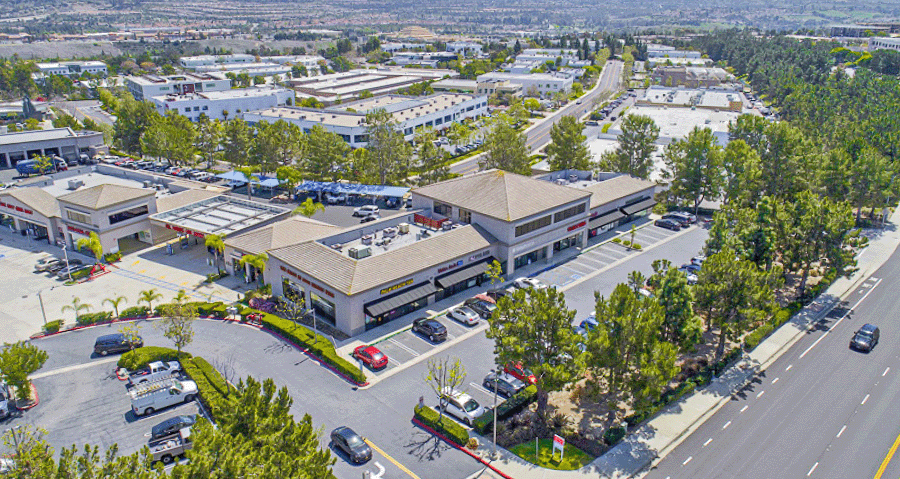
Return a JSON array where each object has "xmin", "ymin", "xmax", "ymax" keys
[
  {"xmin": 164, "ymin": 223, "xmax": 204, "ymax": 238},
  {"xmin": 380, "ymin": 278, "xmax": 414, "ymax": 295},
  {"xmin": 66, "ymin": 225, "xmax": 90, "ymax": 236},
  {"xmin": 567, "ymin": 220, "xmax": 586, "ymax": 232},
  {"xmin": 0, "ymin": 202, "xmax": 32, "ymax": 215},
  {"xmin": 280, "ymin": 265, "xmax": 335, "ymax": 298},
  {"xmin": 468, "ymin": 250, "xmax": 490, "ymax": 262},
  {"xmin": 437, "ymin": 259, "xmax": 464, "ymax": 274}
]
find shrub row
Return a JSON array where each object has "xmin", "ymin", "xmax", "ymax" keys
[
  {"xmin": 120, "ymin": 306, "xmax": 150, "ymax": 319},
  {"xmin": 473, "ymin": 384, "xmax": 538, "ymax": 435},
  {"xmin": 71, "ymin": 267, "xmax": 93, "ymax": 281},
  {"xmin": 118, "ymin": 346, "xmax": 190, "ymax": 371},
  {"xmin": 104, "ymin": 252, "xmax": 122, "ymax": 263},
  {"xmin": 76, "ymin": 311, "xmax": 113, "ymax": 326},
  {"xmin": 182, "ymin": 356, "xmax": 232, "ymax": 420},
  {"xmin": 151, "ymin": 301, "xmax": 228, "ymax": 319},
  {"xmin": 414, "ymin": 405, "xmax": 469, "ymax": 446},
  {"xmin": 253, "ymin": 310, "xmax": 367, "ymax": 384},
  {"xmin": 43, "ymin": 319, "xmax": 63, "ymax": 334}
]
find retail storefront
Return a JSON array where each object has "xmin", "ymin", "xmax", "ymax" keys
[
  {"xmin": 621, "ymin": 197, "xmax": 656, "ymax": 220},
  {"xmin": 364, "ymin": 282, "xmax": 439, "ymax": 330},
  {"xmin": 588, "ymin": 209, "xmax": 625, "ymax": 237},
  {"xmin": 434, "ymin": 260, "xmax": 492, "ymax": 300}
]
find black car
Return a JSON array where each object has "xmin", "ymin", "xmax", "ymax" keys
[
  {"xmin": 483, "ymin": 372, "xmax": 527, "ymax": 397},
  {"xmin": 411, "ymin": 317, "xmax": 447, "ymax": 342},
  {"xmin": 93, "ymin": 333, "xmax": 143, "ymax": 356},
  {"xmin": 654, "ymin": 218, "xmax": 681, "ymax": 231},
  {"xmin": 662, "ymin": 212, "xmax": 692, "ymax": 227},
  {"xmin": 850, "ymin": 324, "xmax": 880, "ymax": 352},
  {"xmin": 485, "ymin": 287, "xmax": 511, "ymax": 302},
  {"xmin": 330, "ymin": 426, "xmax": 372, "ymax": 464},
  {"xmin": 360, "ymin": 214, "xmax": 380, "ymax": 223},
  {"xmin": 464, "ymin": 298, "xmax": 496, "ymax": 319},
  {"xmin": 151, "ymin": 415, "xmax": 197, "ymax": 439}
]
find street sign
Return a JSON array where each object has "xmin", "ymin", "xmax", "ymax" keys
[{"xmin": 552, "ymin": 434, "xmax": 565, "ymax": 461}]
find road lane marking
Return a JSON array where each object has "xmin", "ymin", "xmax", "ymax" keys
[
  {"xmin": 740, "ymin": 405, "xmax": 748, "ymax": 413},
  {"xmin": 30, "ymin": 356, "xmax": 120, "ymax": 379},
  {"xmin": 757, "ymin": 390, "xmax": 765, "ymax": 399},
  {"xmin": 884, "ymin": 367, "xmax": 890, "ymax": 377},
  {"xmin": 799, "ymin": 277, "xmax": 882, "ymax": 359},
  {"xmin": 786, "ymin": 364, "xmax": 793, "ymax": 371},
  {"xmin": 862, "ymin": 394, "xmax": 871, "ymax": 405},
  {"xmin": 703, "ymin": 438, "xmax": 713, "ymax": 447},
  {"xmin": 772, "ymin": 377, "xmax": 779, "ymax": 384},
  {"xmin": 131, "ymin": 260, "xmax": 140, "ymax": 266},
  {"xmin": 723, "ymin": 421, "xmax": 731, "ymax": 430},
  {"xmin": 808, "ymin": 462, "xmax": 818, "ymax": 476},
  {"xmin": 837, "ymin": 425, "xmax": 847, "ymax": 438},
  {"xmin": 682, "ymin": 456, "xmax": 692, "ymax": 466},
  {"xmin": 874, "ymin": 427, "xmax": 900, "ymax": 479},
  {"xmin": 364, "ymin": 438, "xmax": 421, "ymax": 479}
]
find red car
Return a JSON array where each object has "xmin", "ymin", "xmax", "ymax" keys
[
  {"xmin": 353, "ymin": 345, "xmax": 388, "ymax": 369},
  {"xmin": 504, "ymin": 362, "xmax": 536, "ymax": 385}
]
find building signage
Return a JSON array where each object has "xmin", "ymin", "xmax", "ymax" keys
[
  {"xmin": 66, "ymin": 225, "xmax": 91, "ymax": 236},
  {"xmin": 380, "ymin": 278, "xmax": 414, "ymax": 295},
  {"xmin": 0, "ymin": 202, "xmax": 33, "ymax": 216},
  {"xmin": 567, "ymin": 220, "xmax": 587, "ymax": 232},
  {"xmin": 552, "ymin": 434, "xmax": 565, "ymax": 461},
  {"xmin": 279, "ymin": 265, "xmax": 335, "ymax": 298},
  {"xmin": 164, "ymin": 223, "xmax": 205, "ymax": 238},
  {"xmin": 437, "ymin": 259, "xmax": 464, "ymax": 274},
  {"xmin": 468, "ymin": 250, "xmax": 490, "ymax": 263}
]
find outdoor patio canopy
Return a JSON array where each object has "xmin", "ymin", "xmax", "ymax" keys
[{"xmin": 295, "ymin": 181, "xmax": 410, "ymax": 198}]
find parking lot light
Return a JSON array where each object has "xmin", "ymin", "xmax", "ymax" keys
[{"xmin": 491, "ymin": 368, "xmax": 499, "ymax": 459}]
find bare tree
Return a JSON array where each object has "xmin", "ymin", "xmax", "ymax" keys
[
  {"xmin": 423, "ymin": 356, "xmax": 467, "ymax": 420},
  {"xmin": 156, "ymin": 291, "xmax": 197, "ymax": 355}
]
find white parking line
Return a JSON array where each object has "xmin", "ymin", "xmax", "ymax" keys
[
  {"xmin": 837, "ymin": 425, "xmax": 847, "ymax": 438},
  {"xmin": 772, "ymin": 377, "xmax": 779, "ymax": 384},
  {"xmin": 468, "ymin": 382, "xmax": 494, "ymax": 397},
  {"xmin": 786, "ymin": 364, "xmax": 793, "ymax": 371},
  {"xmin": 683, "ymin": 456, "xmax": 692, "ymax": 466},
  {"xmin": 862, "ymin": 394, "xmax": 870, "ymax": 405},
  {"xmin": 884, "ymin": 367, "xmax": 890, "ymax": 377},
  {"xmin": 757, "ymin": 390, "xmax": 765, "ymax": 399},
  {"xmin": 388, "ymin": 338, "xmax": 421, "ymax": 357},
  {"xmin": 722, "ymin": 421, "xmax": 731, "ymax": 430},
  {"xmin": 740, "ymin": 405, "xmax": 748, "ymax": 413},
  {"xmin": 808, "ymin": 462, "xmax": 818, "ymax": 476}
]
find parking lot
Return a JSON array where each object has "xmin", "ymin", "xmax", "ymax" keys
[
  {"xmin": 363, "ymin": 314, "xmax": 481, "ymax": 377},
  {"xmin": 7, "ymin": 358, "xmax": 200, "ymax": 457}
]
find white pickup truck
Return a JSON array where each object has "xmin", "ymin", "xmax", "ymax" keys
[
  {"xmin": 149, "ymin": 427, "xmax": 193, "ymax": 465},
  {"xmin": 127, "ymin": 361, "xmax": 181, "ymax": 385},
  {"xmin": 130, "ymin": 378, "xmax": 198, "ymax": 416}
]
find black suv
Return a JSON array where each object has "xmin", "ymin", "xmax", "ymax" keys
[
  {"xmin": 94, "ymin": 333, "xmax": 143, "ymax": 356},
  {"xmin": 464, "ymin": 298, "xmax": 496, "ymax": 319},
  {"xmin": 850, "ymin": 324, "xmax": 880, "ymax": 352},
  {"xmin": 411, "ymin": 317, "xmax": 447, "ymax": 342},
  {"xmin": 330, "ymin": 426, "xmax": 372, "ymax": 464}
]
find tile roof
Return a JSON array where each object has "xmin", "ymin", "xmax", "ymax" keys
[
  {"xmin": 412, "ymin": 170, "xmax": 590, "ymax": 222},
  {"xmin": 57, "ymin": 184, "xmax": 156, "ymax": 210},
  {"xmin": 583, "ymin": 175, "xmax": 657, "ymax": 210},
  {"xmin": 0, "ymin": 188, "xmax": 60, "ymax": 218},
  {"xmin": 225, "ymin": 216, "xmax": 340, "ymax": 255},
  {"xmin": 269, "ymin": 224, "xmax": 496, "ymax": 295}
]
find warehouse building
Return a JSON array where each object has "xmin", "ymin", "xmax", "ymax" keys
[
  {"xmin": 0, "ymin": 128, "xmax": 105, "ymax": 168},
  {"xmin": 150, "ymin": 86, "xmax": 295, "ymax": 122},
  {"xmin": 125, "ymin": 73, "xmax": 232, "ymax": 101}
]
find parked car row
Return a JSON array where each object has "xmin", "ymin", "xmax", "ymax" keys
[{"xmin": 34, "ymin": 255, "xmax": 89, "ymax": 279}]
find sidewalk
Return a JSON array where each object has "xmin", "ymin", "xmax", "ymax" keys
[{"xmin": 463, "ymin": 211, "xmax": 900, "ymax": 479}]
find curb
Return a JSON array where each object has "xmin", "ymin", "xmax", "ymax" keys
[
  {"xmin": 412, "ymin": 417, "xmax": 515, "ymax": 479},
  {"xmin": 15, "ymin": 381, "xmax": 39, "ymax": 411}
]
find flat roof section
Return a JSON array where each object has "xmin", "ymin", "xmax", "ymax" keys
[{"xmin": 151, "ymin": 195, "xmax": 290, "ymax": 237}]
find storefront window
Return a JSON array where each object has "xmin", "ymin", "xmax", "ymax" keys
[
  {"xmin": 514, "ymin": 247, "xmax": 547, "ymax": 269},
  {"xmin": 553, "ymin": 234, "xmax": 581, "ymax": 252},
  {"xmin": 365, "ymin": 297, "xmax": 428, "ymax": 330},
  {"xmin": 310, "ymin": 292, "xmax": 336, "ymax": 325},
  {"xmin": 282, "ymin": 278, "xmax": 304, "ymax": 303}
]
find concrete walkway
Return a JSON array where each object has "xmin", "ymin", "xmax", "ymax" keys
[{"xmin": 463, "ymin": 211, "xmax": 900, "ymax": 479}]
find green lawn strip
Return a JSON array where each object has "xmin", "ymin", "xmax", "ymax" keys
[{"xmin": 508, "ymin": 438, "xmax": 594, "ymax": 470}]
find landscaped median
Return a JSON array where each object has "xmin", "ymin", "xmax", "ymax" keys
[
  {"xmin": 118, "ymin": 346, "xmax": 233, "ymax": 420},
  {"xmin": 413, "ymin": 404, "xmax": 469, "ymax": 446}
]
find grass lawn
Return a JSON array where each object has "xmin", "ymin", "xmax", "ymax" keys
[{"xmin": 508, "ymin": 438, "xmax": 595, "ymax": 471}]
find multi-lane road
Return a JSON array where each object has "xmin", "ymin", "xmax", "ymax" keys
[
  {"xmin": 450, "ymin": 59, "xmax": 624, "ymax": 175},
  {"xmin": 644, "ymin": 246, "xmax": 900, "ymax": 479}
]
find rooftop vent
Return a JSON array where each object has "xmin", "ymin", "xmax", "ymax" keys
[{"xmin": 67, "ymin": 179, "xmax": 84, "ymax": 190}]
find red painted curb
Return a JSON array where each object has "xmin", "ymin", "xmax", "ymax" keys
[
  {"xmin": 115, "ymin": 368, "xmax": 129, "ymax": 381},
  {"xmin": 412, "ymin": 417, "xmax": 514, "ymax": 479},
  {"xmin": 17, "ymin": 381, "xmax": 39, "ymax": 411}
]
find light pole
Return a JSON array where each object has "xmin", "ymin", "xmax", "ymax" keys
[
  {"xmin": 491, "ymin": 368, "xmax": 499, "ymax": 459},
  {"xmin": 37, "ymin": 287, "xmax": 55, "ymax": 327},
  {"xmin": 307, "ymin": 308, "xmax": 317, "ymax": 344},
  {"xmin": 61, "ymin": 243, "xmax": 72, "ymax": 281}
]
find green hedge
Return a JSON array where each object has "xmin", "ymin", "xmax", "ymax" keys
[
  {"xmin": 603, "ymin": 426, "xmax": 626, "ymax": 445},
  {"xmin": 473, "ymin": 384, "xmax": 538, "ymax": 434},
  {"xmin": 414, "ymin": 405, "xmax": 469, "ymax": 446},
  {"xmin": 118, "ymin": 346, "xmax": 190, "ymax": 370},
  {"xmin": 71, "ymin": 267, "xmax": 93, "ymax": 280},
  {"xmin": 43, "ymin": 319, "xmax": 63, "ymax": 334},
  {"xmin": 182, "ymin": 356, "xmax": 233, "ymax": 420},
  {"xmin": 255, "ymin": 311, "xmax": 367, "ymax": 384},
  {"xmin": 76, "ymin": 311, "xmax": 113, "ymax": 326},
  {"xmin": 152, "ymin": 301, "xmax": 227, "ymax": 319},
  {"xmin": 120, "ymin": 306, "xmax": 150, "ymax": 319},
  {"xmin": 743, "ymin": 323, "xmax": 774, "ymax": 350},
  {"xmin": 104, "ymin": 252, "xmax": 122, "ymax": 263}
]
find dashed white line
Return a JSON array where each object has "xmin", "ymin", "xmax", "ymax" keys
[
  {"xmin": 884, "ymin": 367, "xmax": 890, "ymax": 377},
  {"xmin": 772, "ymin": 377, "xmax": 779, "ymax": 384},
  {"xmin": 740, "ymin": 405, "xmax": 748, "ymax": 413},
  {"xmin": 808, "ymin": 462, "xmax": 819, "ymax": 476},
  {"xmin": 837, "ymin": 425, "xmax": 847, "ymax": 438},
  {"xmin": 757, "ymin": 390, "xmax": 765, "ymax": 399},
  {"xmin": 683, "ymin": 456, "xmax": 693, "ymax": 466},
  {"xmin": 703, "ymin": 438, "xmax": 713, "ymax": 447},
  {"xmin": 799, "ymin": 278, "xmax": 882, "ymax": 359},
  {"xmin": 723, "ymin": 421, "xmax": 732, "ymax": 430},
  {"xmin": 786, "ymin": 364, "xmax": 793, "ymax": 371},
  {"xmin": 862, "ymin": 394, "xmax": 870, "ymax": 405}
]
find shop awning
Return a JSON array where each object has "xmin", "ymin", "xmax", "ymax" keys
[
  {"xmin": 364, "ymin": 282, "xmax": 439, "ymax": 317},
  {"xmin": 435, "ymin": 261, "xmax": 491, "ymax": 289},
  {"xmin": 589, "ymin": 210, "xmax": 625, "ymax": 228},
  {"xmin": 621, "ymin": 198, "xmax": 657, "ymax": 216}
]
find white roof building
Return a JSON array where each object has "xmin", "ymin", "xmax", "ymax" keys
[
  {"xmin": 476, "ymin": 72, "xmax": 573, "ymax": 98},
  {"xmin": 150, "ymin": 86, "xmax": 295, "ymax": 122},
  {"xmin": 125, "ymin": 73, "xmax": 232, "ymax": 101},
  {"xmin": 36, "ymin": 61, "xmax": 108, "ymax": 78}
]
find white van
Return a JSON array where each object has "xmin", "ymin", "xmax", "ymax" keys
[{"xmin": 190, "ymin": 172, "xmax": 212, "ymax": 182}]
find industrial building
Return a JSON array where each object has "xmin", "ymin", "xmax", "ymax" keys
[
  {"xmin": 475, "ymin": 72, "xmax": 573, "ymax": 98},
  {"xmin": 868, "ymin": 37, "xmax": 900, "ymax": 52},
  {"xmin": 125, "ymin": 73, "xmax": 233, "ymax": 101},
  {"xmin": 150, "ymin": 86, "xmax": 296, "ymax": 121},
  {"xmin": 652, "ymin": 66, "xmax": 729, "ymax": 88},
  {"xmin": 0, "ymin": 128, "xmax": 105, "ymax": 168},
  {"xmin": 285, "ymin": 68, "xmax": 457, "ymax": 103},
  {"xmin": 35, "ymin": 61, "xmax": 108, "ymax": 78}
]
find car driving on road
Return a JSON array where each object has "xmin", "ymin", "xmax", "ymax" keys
[
  {"xmin": 850, "ymin": 324, "xmax": 879, "ymax": 352},
  {"xmin": 330, "ymin": 426, "xmax": 372, "ymax": 464}
]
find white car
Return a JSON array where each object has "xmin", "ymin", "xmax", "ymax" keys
[
  {"xmin": 447, "ymin": 306, "xmax": 480, "ymax": 326},
  {"xmin": 353, "ymin": 205, "xmax": 379, "ymax": 217},
  {"xmin": 440, "ymin": 388, "xmax": 486, "ymax": 426},
  {"xmin": 326, "ymin": 193, "xmax": 347, "ymax": 204},
  {"xmin": 514, "ymin": 277, "xmax": 549, "ymax": 290},
  {"xmin": 691, "ymin": 255, "xmax": 706, "ymax": 266}
]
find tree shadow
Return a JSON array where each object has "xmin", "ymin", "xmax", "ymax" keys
[{"xmin": 404, "ymin": 425, "xmax": 454, "ymax": 462}]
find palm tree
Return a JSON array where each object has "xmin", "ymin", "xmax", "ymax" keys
[
  {"xmin": 138, "ymin": 288, "xmax": 163, "ymax": 315},
  {"xmin": 205, "ymin": 234, "xmax": 226, "ymax": 273},
  {"xmin": 103, "ymin": 295, "xmax": 127, "ymax": 319},
  {"xmin": 292, "ymin": 197, "xmax": 325, "ymax": 218},
  {"xmin": 76, "ymin": 232, "xmax": 103, "ymax": 264},
  {"xmin": 239, "ymin": 253, "xmax": 268, "ymax": 287},
  {"xmin": 61, "ymin": 296, "xmax": 92, "ymax": 323},
  {"xmin": 173, "ymin": 289, "xmax": 190, "ymax": 305}
]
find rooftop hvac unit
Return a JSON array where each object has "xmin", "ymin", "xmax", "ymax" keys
[
  {"xmin": 67, "ymin": 179, "xmax": 84, "ymax": 190},
  {"xmin": 555, "ymin": 178, "xmax": 567, "ymax": 186},
  {"xmin": 348, "ymin": 246, "xmax": 372, "ymax": 259},
  {"xmin": 398, "ymin": 222, "xmax": 410, "ymax": 234},
  {"xmin": 143, "ymin": 180, "xmax": 153, "ymax": 188},
  {"xmin": 441, "ymin": 221, "xmax": 453, "ymax": 231},
  {"xmin": 382, "ymin": 227, "xmax": 397, "ymax": 239},
  {"xmin": 568, "ymin": 174, "xmax": 578, "ymax": 183}
]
